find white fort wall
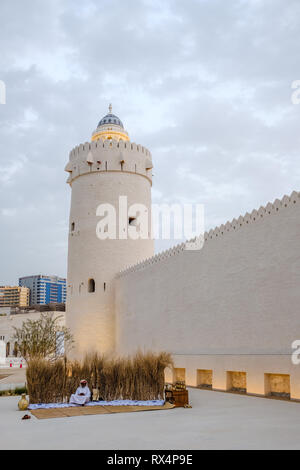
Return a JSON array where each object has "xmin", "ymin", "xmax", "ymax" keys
[
  {"xmin": 65, "ymin": 139, "xmax": 154, "ymax": 358},
  {"xmin": 115, "ymin": 191, "xmax": 300, "ymax": 399}
]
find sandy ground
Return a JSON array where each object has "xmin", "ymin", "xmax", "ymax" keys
[
  {"xmin": 0, "ymin": 368, "xmax": 26, "ymax": 385},
  {"xmin": 0, "ymin": 388, "xmax": 300, "ymax": 450}
]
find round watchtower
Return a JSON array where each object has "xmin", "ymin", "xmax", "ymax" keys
[{"xmin": 65, "ymin": 106, "xmax": 154, "ymax": 357}]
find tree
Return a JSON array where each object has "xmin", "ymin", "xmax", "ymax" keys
[{"xmin": 12, "ymin": 313, "xmax": 74, "ymax": 362}]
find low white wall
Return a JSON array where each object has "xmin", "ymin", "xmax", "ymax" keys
[
  {"xmin": 0, "ymin": 311, "xmax": 65, "ymax": 356},
  {"xmin": 0, "ymin": 382, "xmax": 26, "ymax": 392}
]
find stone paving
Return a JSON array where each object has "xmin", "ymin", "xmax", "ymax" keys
[{"xmin": 0, "ymin": 387, "xmax": 299, "ymax": 449}]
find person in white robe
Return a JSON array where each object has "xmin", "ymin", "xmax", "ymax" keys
[{"xmin": 69, "ymin": 379, "xmax": 91, "ymax": 406}]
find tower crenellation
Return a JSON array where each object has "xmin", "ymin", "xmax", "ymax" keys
[{"xmin": 65, "ymin": 139, "xmax": 152, "ymax": 185}]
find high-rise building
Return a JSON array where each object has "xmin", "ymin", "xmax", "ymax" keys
[
  {"xmin": 0, "ymin": 286, "xmax": 30, "ymax": 307},
  {"xmin": 19, "ymin": 275, "xmax": 66, "ymax": 305}
]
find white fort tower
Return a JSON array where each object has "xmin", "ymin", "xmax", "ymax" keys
[{"xmin": 65, "ymin": 105, "xmax": 154, "ymax": 357}]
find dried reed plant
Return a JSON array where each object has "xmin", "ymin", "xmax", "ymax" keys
[
  {"xmin": 26, "ymin": 358, "xmax": 66, "ymax": 403},
  {"xmin": 26, "ymin": 351, "xmax": 173, "ymax": 403}
]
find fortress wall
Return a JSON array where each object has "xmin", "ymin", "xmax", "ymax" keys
[{"xmin": 115, "ymin": 192, "xmax": 300, "ymax": 399}]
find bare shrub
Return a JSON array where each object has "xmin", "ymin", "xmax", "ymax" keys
[{"xmin": 12, "ymin": 313, "xmax": 74, "ymax": 362}]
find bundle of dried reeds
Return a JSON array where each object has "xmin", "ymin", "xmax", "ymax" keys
[
  {"xmin": 26, "ymin": 351, "xmax": 173, "ymax": 404},
  {"xmin": 26, "ymin": 358, "xmax": 66, "ymax": 403}
]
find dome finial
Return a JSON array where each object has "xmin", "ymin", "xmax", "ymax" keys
[{"xmin": 109, "ymin": 103, "xmax": 112, "ymax": 113}]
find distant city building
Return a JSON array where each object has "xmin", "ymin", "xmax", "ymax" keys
[
  {"xmin": 0, "ymin": 286, "xmax": 30, "ymax": 307},
  {"xmin": 0, "ymin": 310, "xmax": 66, "ymax": 357},
  {"xmin": 19, "ymin": 275, "xmax": 66, "ymax": 305}
]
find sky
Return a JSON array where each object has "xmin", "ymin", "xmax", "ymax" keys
[{"xmin": 0, "ymin": 0, "xmax": 300, "ymax": 285}]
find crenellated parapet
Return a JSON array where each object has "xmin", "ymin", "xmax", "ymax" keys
[
  {"xmin": 117, "ymin": 242, "xmax": 187, "ymax": 278},
  {"xmin": 117, "ymin": 190, "xmax": 300, "ymax": 278},
  {"xmin": 65, "ymin": 138, "xmax": 153, "ymax": 184}
]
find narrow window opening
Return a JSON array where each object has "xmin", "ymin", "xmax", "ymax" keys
[
  {"xmin": 104, "ymin": 282, "xmax": 106, "ymax": 291},
  {"xmin": 88, "ymin": 278, "xmax": 95, "ymax": 293},
  {"xmin": 129, "ymin": 217, "xmax": 136, "ymax": 226},
  {"xmin": 71, "ymin": 222, "xmax": 75, "ymax": 231}
]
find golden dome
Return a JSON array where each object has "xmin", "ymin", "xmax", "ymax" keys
[{"xmin": 91, "ymin": 104, "xmax": 130, "ymax": 142}]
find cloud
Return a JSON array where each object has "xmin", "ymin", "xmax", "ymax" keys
[
  {"xmin": 1, "ymin": 208, "xmax": 17, "ymax": 217},
  {"xmin": 0, "ymin": 0, "xmax": 300, "ymax": 283},
  {"xmin": 0, "ymin": 156, "xmax": 27, "ymax": 184}
]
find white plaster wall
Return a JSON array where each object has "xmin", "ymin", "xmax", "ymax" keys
[
  {"xmin": 115, "ymin": 193, "xmax": 300, "ymax": 398},
  {"xmin": 0, "ymin": 340, "xmax": 5, "ymax": 364},
  {"xmin": 0, "ymin": 311, "xmax": 65, "ymax": 356},
  {"xmin": 66, "ymin": 141, "xmax": 154, "ymax": 358}
]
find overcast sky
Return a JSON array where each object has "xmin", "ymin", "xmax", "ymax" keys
[{"xmin": 1, "ymin": 0, "xmax": 300, "ymax": 285}]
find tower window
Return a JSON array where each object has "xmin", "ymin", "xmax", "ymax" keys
[
  {"xmin": 104, "ymin": 282, "xmax": 106, "ymax": 291},
  {"xmin": 88, "ymin": 279, "xmax": 95, "ymax": 293},
  {"xmin": 71, "ymin": 222, "xmax": 75, "ymax": 231}
]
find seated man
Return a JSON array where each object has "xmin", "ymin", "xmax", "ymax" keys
[{"xmin": 69, "ymin": 379, "xmax": 91, "ymax": 406}]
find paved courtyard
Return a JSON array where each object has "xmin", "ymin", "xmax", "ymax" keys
[
  {"xmin": 0, "ymin": 387, "xmax": 299, "ymax": 450},
  {"xmin": 0, "ymin": 367, "xmax": 26, "ymax": 390}
]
